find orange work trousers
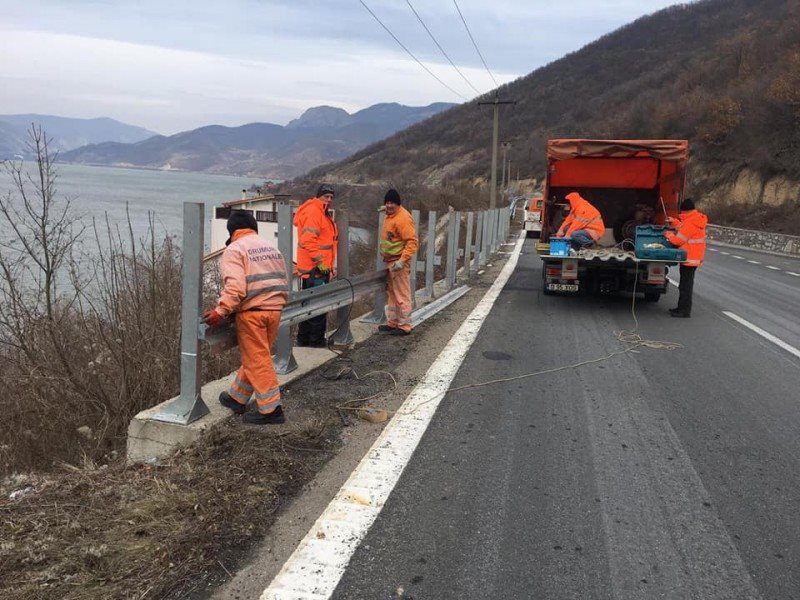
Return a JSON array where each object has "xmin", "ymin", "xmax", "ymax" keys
[
  {"xmin": 227, "ymin": 310, "xmax": 281, "ymax": 414},
  {"xmin": 386, "ymin": 262, "xmax": 412, "ymax": 333}
]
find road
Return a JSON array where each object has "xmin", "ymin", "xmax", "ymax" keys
[{"xmin": 330, "ymin": 240, "xmax": 800, "ymax": 599}]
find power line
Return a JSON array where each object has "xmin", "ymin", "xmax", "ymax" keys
[
  {"xmin": 359, "ymin": 0, "xmax": 467, "ymax": 101},
  {"xmin": 452, "ymin": 0, "xmax": 499, "ymax": 88},
  {"xmin": 404, "ymin": 0, "xmax": 483, "ymax": 96}
]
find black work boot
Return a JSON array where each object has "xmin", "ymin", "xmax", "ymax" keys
[
  {"xmin": 243, "ymin": 405, "xmax": 286, "ymax": 425},
  {"xmin": 669, "ymin": 307, "xmax": 681, "ymax": 314},
  {"xmin": 389, "ymin": 328, "xmax": 411, "ymax": 336},
  {"xmin": 378, "ymin": 325, "xmax": 396, "ymax": 333},
  {"xmin": 219, "ymin": 392, "xmax": 247, "ymax": 415}
]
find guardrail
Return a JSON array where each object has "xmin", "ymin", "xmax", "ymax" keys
[{"xmin": 151, "ymin": 201, "xmax": 513, "ymax": 425}]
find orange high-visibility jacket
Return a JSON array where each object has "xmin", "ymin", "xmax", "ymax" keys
[
  {"xmin": 216, "ymin": 229, "xmax": 288, "ymax": 315},
  {"xmin": 557, "ymin": 192, "xmax": 605, "ymax": 241},
  {"xmin": 664, "ymin": 209, "xmax": 708, "ymax": 267},
  {"xmin": 294, "ymin": 197, "xmax": 338, "ymax": 278},
  {"xmin": 380, "ymin": 206, "xmax": 418, "ymax": 263}
]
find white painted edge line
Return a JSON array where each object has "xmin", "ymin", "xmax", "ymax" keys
[
  {"xmin": 667, "ymin": 276, "xmax": 678, "ymax": 287},
  {"xmin": 748, "ymin": 260, "xmax": 761, "ymax": 264},
  {"xmin": 732, "ymin": 255, "xmax": 744, "ymax": 260},
  {"xmin": 260, "ymin": 231, "xmax": 527, "ymax": 600},
  {"xmin": 723, "ymin": 311, "xmax": 800, "ymax": 360},
  {"xmin": 766, "ymin": 265, "xmax": 781, "ymax": 271},
  {"xmin": 789, "ymin": 272, "xmax": 800, "ymax": 277}
]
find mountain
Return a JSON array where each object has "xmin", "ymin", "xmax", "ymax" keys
[
  {"xmin": 0, "ymin": 114, "xmax": 157, "ymax": 158},
  {"xmin": 61, "ymin": 102, "xmax": 457, "ymax": 178},
  {"xmin": 314, "ymin": 0, "xmax": 800, "ymax": 216}
]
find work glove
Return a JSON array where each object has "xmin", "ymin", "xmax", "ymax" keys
[
  {"xmin": 202, "ymin": 309, "xmax": 225, "ymax": 328},
  {"xmin": 317, "ymin": 262, "xmax": 331, "ymax": 275},
  {"xmin": 391, "ymin": 259, "xmax": 405, "ymax": 272}
]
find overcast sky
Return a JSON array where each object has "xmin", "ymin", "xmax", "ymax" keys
[{"xmin": 0, "ymin": 1, "xmax": 679, "ymax": 134}]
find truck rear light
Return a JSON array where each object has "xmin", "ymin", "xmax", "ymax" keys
[
  {"xmin": 645, "ymin": 263, "xmax": 666, "ymax": 284},
  {"xmin": 546, "ymin": 268, "xmax": 561, "ymax": 277},
  {"xmin": 562, "ymin": 258, "xmax": 578, "ymax": 280}
]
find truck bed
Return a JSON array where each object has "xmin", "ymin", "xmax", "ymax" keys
[{"xmin": 541, "ymin": 247, "xmax": 680, "ymax": 264}]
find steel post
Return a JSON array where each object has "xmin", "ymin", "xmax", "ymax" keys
[
  {"xmin": 425, "ymin": 210, "xmax": 436, "ymax": 298},
  {"xmin": 474, "ymin": 211, "xmax": 484, "ymax": 268},
  {"xmin": 153, "ymin": 202, "xmax": 209, "ymax": 425},
  {"xmin": 410, "ymin": 209, "xmax": 421, "ymax": 310},
  {"xmin": 360, "ymin": 211, "xmax": 387, "ymax": 323},
  {"xmin": 274, "ymin": 202, "xmax": 298, "ymax": 374},
  {"xmin": 446, "ymin": 210, "xmax": 459, "ymax": 289},
  {"xmin": 329, "ymin": 210, "xmax": 354, "ymax": 346},
  {"xmin": 463, "ymin": 211, "xmax": 474, "ymax": 279}
]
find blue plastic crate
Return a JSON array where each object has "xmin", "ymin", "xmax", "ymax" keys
[
  {"xmin": 549, "ymin": 237, "xmax": 571, "ymax": 256},
  {"xmin": 634, "ymin": 225, "xmax": 687, "ymax": 261}
]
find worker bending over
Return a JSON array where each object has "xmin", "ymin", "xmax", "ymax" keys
[
  {"xmin": 203, "ymin": 210, "xmax": 289, "ymax": 425},
  {"xmin": 378, "ymin": 189, "xmax": 418, "ymax": 336},
  {"xmin": 556, "ymin": 191, "xmax": 605, "ymax": 249},
  {"xmin": 294, "ymin": 184, "xmax": 338, "ymax": 347},
  {"xmin": 665, "ymin": 198, "xmax": 707, "ymax": 318}
]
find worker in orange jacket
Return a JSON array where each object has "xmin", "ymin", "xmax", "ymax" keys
[
  {"xmin": 203, "ymin": 210, "xmax": 289, "ymax": 425},
  {"xmin": 664, "ymin": 198, "xmax": 707, "ymax": 318},
  {"xmin": 378, "ymin": 189, "xmax": 418, "ymax": 335},
  {"xmin": 556, "ymin": 192, "xmax": 605, "ymax": 249},
  {"xmin": 294, "ymin": 184, "xmax": 338, "ymax": 347}
]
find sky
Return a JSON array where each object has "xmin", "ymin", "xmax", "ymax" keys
[{"xmin": 0, "ymin": 0, "xmax": 680, "ymax": 135}]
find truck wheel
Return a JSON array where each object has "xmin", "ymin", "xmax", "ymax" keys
[{"xmin": 643, "ymin": 291, "xmax": 660, "ymax": 302}]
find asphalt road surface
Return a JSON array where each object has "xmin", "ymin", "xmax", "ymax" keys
[{"xmin": 331, "ymin": 240, "xmax": 800, "ymax": 600}]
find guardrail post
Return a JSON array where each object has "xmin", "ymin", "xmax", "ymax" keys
[
  {"xmin": 446, "ymin": 210, "xmax": 460, "ymax": 288},
  {"xmin": 360, "ymin": 211, "xmax": 387, "ymax": 323},
  {"xmin": 491, "ymin": 209, "xmax": 499, "ymax": 253},
  {"xmin": 410, "ymin": 209, "xmax": 421, "ymax": 310},
  {"xmin": 329, "ymin": 210, "xmax": 354, "ymax": 345},
  {"xmin": 482, "ymin": 210, "xmax": 490, "ymax": 265},
  {"xmin": 153, "ymin": 202, "xmax": 209, "ymax": 424},
  {"xmin": 274, "ymin": 202, "xmax": 298, "ymax": 374},
  {"xmin": 425, "ymin": 210, "xmax": 436, "ymax": 298},
  {"xmin": 463, "ymin": 211, "xmax": 474, "ymax": 279},
  {"xmin": 474, "ymin": 211, "xmax": 484, "ymax": 269}
]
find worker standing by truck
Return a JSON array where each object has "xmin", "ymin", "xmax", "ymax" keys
[
  {"xmin": 378, "ymin": 189, "xmax": 418, "ymax": 336},
  {"xmin": 664, "ymin": 198, "xmax": 707, "ymax": 318},
  {"xmin": 555, "ymin": 192, "xmax": 605, "ymax": 249},
  {"xmin": 204, "ymin": 210, "xmax": 289, "ymax": 424},
  {"xmin": 294, "ymin": 184, "xmax": 338, "ymax": 347}
]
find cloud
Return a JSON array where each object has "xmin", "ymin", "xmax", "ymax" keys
[{"xmin": 0, "ymin": 0, "xmax": 679, "ymax": 132}]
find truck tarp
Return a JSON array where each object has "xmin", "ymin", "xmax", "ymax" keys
[{"xmin": 547, "ymin": 139, "xmax": 689, "ymax": 163}]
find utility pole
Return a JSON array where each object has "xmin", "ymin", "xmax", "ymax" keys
[{"xmin": 479, "ymin": 93, "xmax": 516, "ymax": 209}]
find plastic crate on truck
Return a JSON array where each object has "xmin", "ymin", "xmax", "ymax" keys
[{"xmin": 634, "ymin": 225, "xmax": 687, "ymax": 261}]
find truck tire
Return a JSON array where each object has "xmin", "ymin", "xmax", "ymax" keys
[{"xmin": 643, "ymin": 291, "xmax": 660, "ymax": 302}]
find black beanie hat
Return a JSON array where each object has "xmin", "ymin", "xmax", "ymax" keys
[
  {"xmin": 317, "ymin": 183, "xmax": 335, "ymax": 198},
  {"xmin": 384, "ymin": 188, "xmax": 401, "ymax": 205},
  {"xmin": 225, "ymin": 209, "xmax": 258, "ymax": 246},
  {"xmin": 680, "ymin": 197, "xmax": 695, "ymax": 211}
]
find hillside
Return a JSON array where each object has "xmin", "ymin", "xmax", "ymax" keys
[
  {"xmin": 0, "ymin": 114, "xmax": 156, "ymax": 158},
  {"xmin": 314, "ymin": 0, "xmax": 800, "ymax": 228},
  {"xmin": 61, "ymin": 102, "xmax": 456, "ymax": 179}
]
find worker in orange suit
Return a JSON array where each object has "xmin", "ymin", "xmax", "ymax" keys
[
  {"xmin": 556, "ymin": 191, "xmax": 605, "ymax": 249},
  {"xmin": 203, "ymin": 210, "xmax": 289, "ymax": 425},
  {"xmin": 664, "ymin": 198, "xmax": 707, "ymax": 318},
  {"xmin": 378, "ymin": 189, "xmax": 418, "ymax": 336},
  {"xmin": 293, "ymin": 184, "xmax": 338, "ymax": 347}
]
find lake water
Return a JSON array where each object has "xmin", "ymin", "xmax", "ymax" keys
[{"xmin": 0, "ymin": 164, "xmax": 370, "ymax": 253}]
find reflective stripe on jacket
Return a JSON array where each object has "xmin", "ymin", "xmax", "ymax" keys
[
  {"xmin": 664, "ymin": 209, "xmax": 708, "ymax": 267},
  {"xmin": 293, "ymin": 197, "xmax": 338, "ymax": 277},
  {"xmin": 557, "ymin": 192, "xmax": 605, "ymax": 241},
  {"xmin": 380, "ymin": 206, "xmax": 419, "ymax": 263},
  {"xmin": 216, "ymin": 229, "xmax": 288, "ymax": 315}
]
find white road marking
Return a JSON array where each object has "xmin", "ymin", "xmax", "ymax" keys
[
  {"xmin": 788, "ymin": 272, "xmax": 800, "ymax": 277},
  {"xmin": 709, "ymin": 248, "xmax": 718, "ymax": 252},
  {"xmin": 732, "ymin": 255, "xmax": 744, "ymax": 260},
  {"xmin": 721, "ymin": 251, "xmax": 730, "ymax": 255},
  {"xmin": 261, "ymin": 232, "xmax": 527, "ymax": 599},
  {"xmin": 723, "ymin": 311, "xmax": 800, "ymax": 360},
  {"xmin": 766, "ymin": 265, "xmax": 781, "ymax": 271},
  {"xmin": 747, "ymin": 260, "xmax": 761, "ymax": 265},
  {"xmin": 667, "ymin": 276, "xmax": 678, "ymax": 287}
]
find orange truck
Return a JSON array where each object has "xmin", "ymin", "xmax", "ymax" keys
[{"xmin": 537, "ymin": 139, "xmax": 688, "ymax": 300}]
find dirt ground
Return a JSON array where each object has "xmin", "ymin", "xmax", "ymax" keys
[{"xmin": 0, "ymin": 244, "xmax": 514, "ymax": 600}]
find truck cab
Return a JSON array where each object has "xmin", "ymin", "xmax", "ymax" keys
[
  {"xmin": 523, "ymin": 194, "xmax": 544, "ymax": 238},
  {"xmin": 537, "ymin": 139, "xmax": 689, "ymax": 300}
]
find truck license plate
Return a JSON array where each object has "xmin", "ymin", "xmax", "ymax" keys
[{"xmin": 547, "ymin": 283, "xmax": 579, "ymax": 292}]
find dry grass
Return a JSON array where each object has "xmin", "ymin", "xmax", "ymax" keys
[{"xmin": 0, "ymin": 420, "xmax": 335, "ymax": 600}]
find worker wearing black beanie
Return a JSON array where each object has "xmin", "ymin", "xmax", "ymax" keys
[{"xmin": 384, "ymin": 188, "xmax": 402, "ymax": 205}]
